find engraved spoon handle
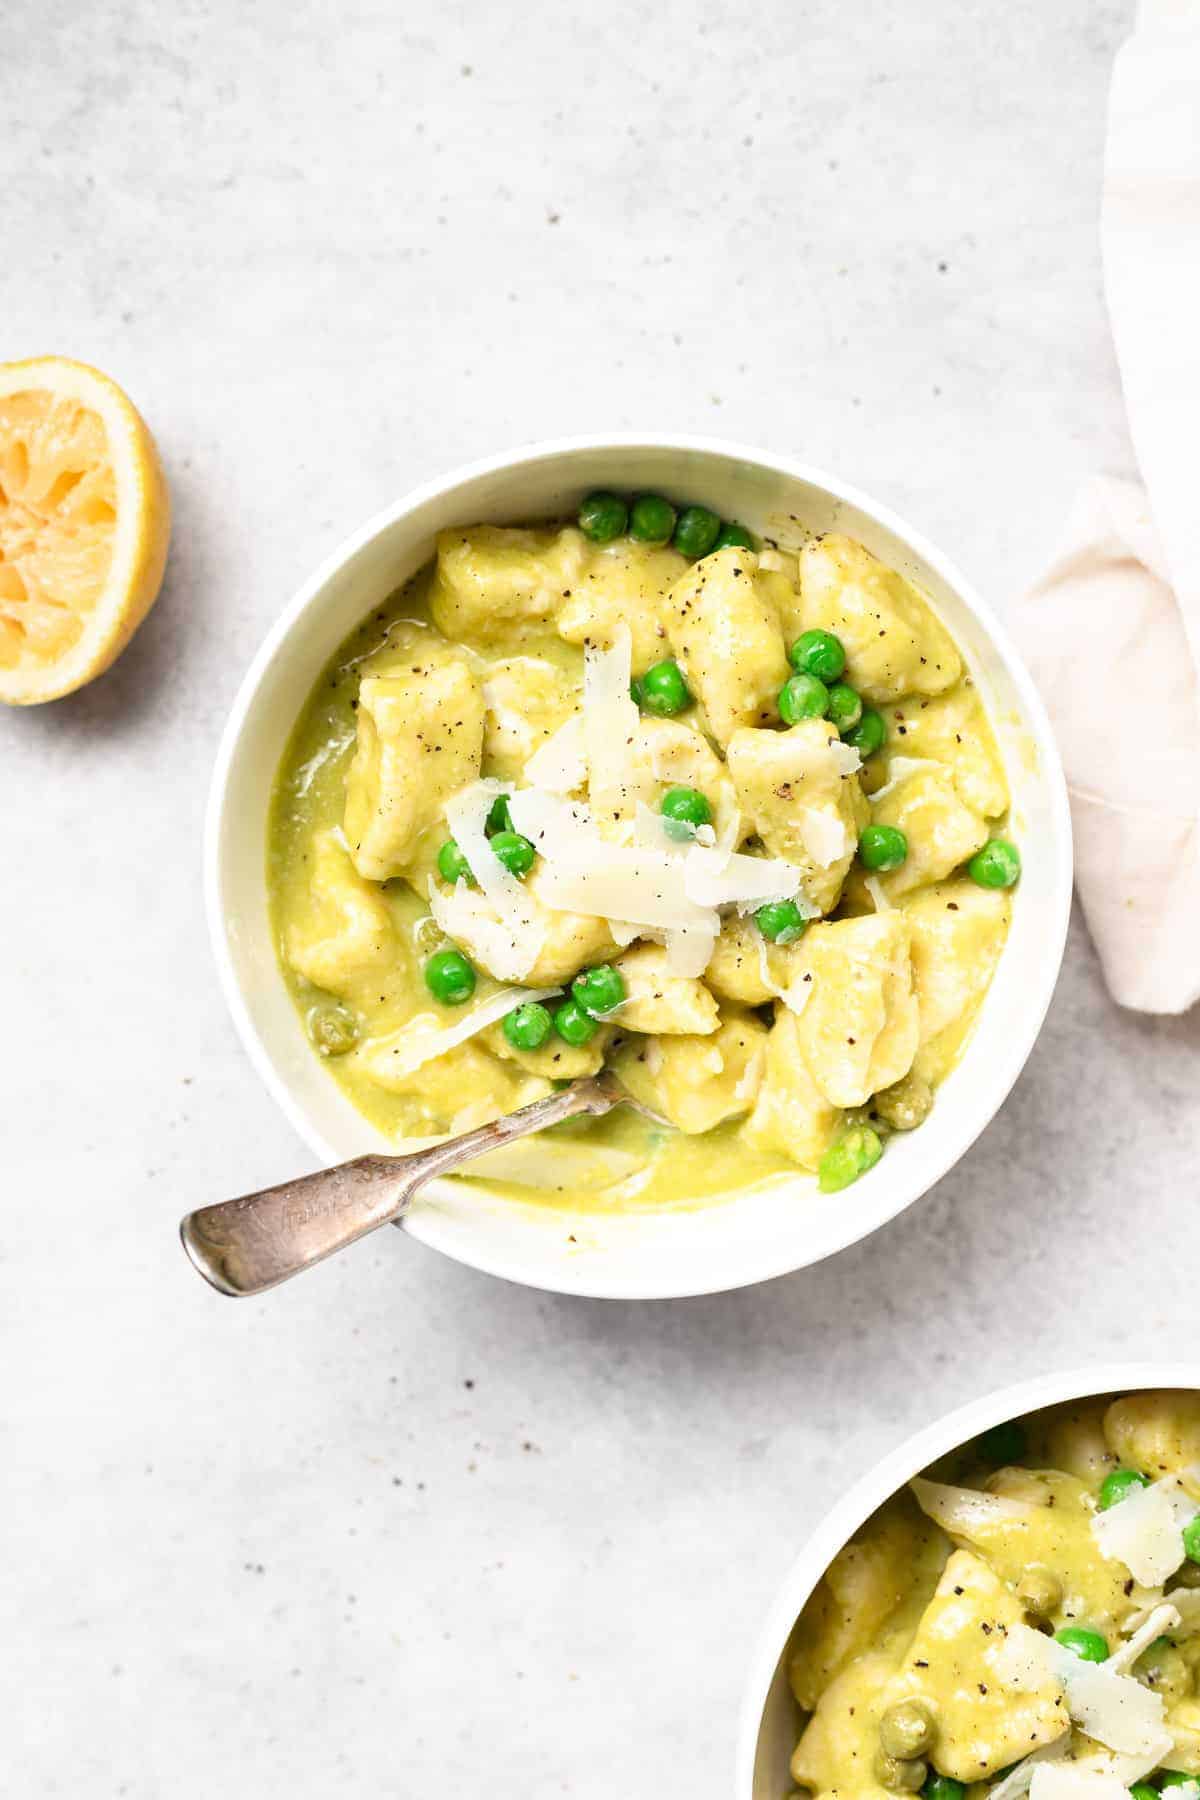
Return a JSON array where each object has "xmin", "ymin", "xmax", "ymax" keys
[{"xmin": 179, "ymin": 1076, "xmax": 619, "ymax": 1298}]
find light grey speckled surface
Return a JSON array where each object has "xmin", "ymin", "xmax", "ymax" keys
[{"xmin": 6, "ymin": 1, "xmax": 1197, "ymax": 1795}]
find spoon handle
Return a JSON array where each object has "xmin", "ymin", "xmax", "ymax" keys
[{"xmin": 180, "ymin": 1076, "xmax": 618, "ymax": 1297}]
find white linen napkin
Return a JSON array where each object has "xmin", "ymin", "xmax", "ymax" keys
[{"xmin": 1009, "ymin": 0, "xmax": 1200, "ymax": 1013}]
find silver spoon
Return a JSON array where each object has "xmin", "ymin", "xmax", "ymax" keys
[{"xmin": 180, "ymin": 1073, "xmax": 635, "ymax": 1298}]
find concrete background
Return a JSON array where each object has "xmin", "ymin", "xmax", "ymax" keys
[{"xmin": 9, "ymin": 1, "xmax": 1191, "ymax": 1795}]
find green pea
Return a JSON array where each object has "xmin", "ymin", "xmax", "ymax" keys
[
  {"xmin": 826, "ymin": 681, "xmax": 863, "ymax": 732},
  {"xmin": 490, "ymin": 830, "xmax": 536, "ymax": 879},
  {"xmin": 818, "ymin": 1126, "xmax": 884, "ymax": 1194},
  {"xmin": 977, "ymin": 1420, "xmax": 1027, "ymax": 1463},
  {"xmin": 859, "ymin": 825, "xmax": 908, "ymax": 872},
  {"xmin": 968, "ymin": 839, "xmax": 1021, "ymax": 890},
  {"xmin": 1054, "ymin": 1626, "xmax": 1108, "ymax": 1664},
  {"xmin": 789, "ymin": 628, "xmax": 846, "ymax": 683},
  {"xmin": 629, "ymin": 494, "xmax": 677, "ymax": 544},
  {"xmin": 879, "ymin": 1700, "xmax": 936, "ymax": 1759},
  {"xmin": 578, "ymin": 490, "xmax": 628, "ymax": 542},
  {"xmin": 660, "ymin": 785, "xmax": 712, "ymax": 841},
  {"xmin": 1159, "ymin": 1776, "xmax": 1200, "ymax": 1791},
  {"xmin": 503, "ymin": 1002, "xmax": 552, "ymax": 1052},
  {"xmin": 1099, "ymin": 1468, "xmax": 1150, "ymax": 1511},
  {"xmin": 486, "ymin": 794, "xmax": 512, "ymax": 835},
  {"xmin": 629, "ymin": 676, "xmax": 644, "ymax": 706},
  {"xmin": 712, "ymin": 520, "xmax": 758, "ymax": 551},
  {"xmin": 1016, "ymin": 1568, "xmax": 1062, "ymax": 1618},
  {"xmin": 672, "ymin": 504, "xmax": 721, "ymax": 559},
  {"xmin": 754, "ymin": 899, "xmax": 808, "ymax": 945},
  {"xmin": 1129, "ymin": 1785, "xmax": 1158, "ymax": 1800},
  {"xmin": 843, "ymin": 707, "xmax": 886, "ymax": 757},
  {"xmin": 1184, "ymin": 1517, "xmax": 1200, "ymax": 1566},
  {"xmin": 553, "ymin": 996, "xmax": 599, "ymax": 1045},
  {"xmin": 306, "ymin": 1002, "xmax": 359, "ymax": 1058},
  {"xmin": 639, "ymin": 658, "xmax": 692, "ymax": 716},
  {"xmin": 572, "ymin": 963, "xmax": 626, "ymax": 1018},
  {"xmin": 923, "ymin": 1777, "xmax": 965, "ymax": 1800},
  {"xmin": 778, "ymin": 672, "xmax": 830, "ymax": 725},
  {"xmin": 424, "ymin": 948, "xmax": 476, "ymax": 1006},
  {"xmin": 437, "ymin": 838, "xmax": 475, "ymax": 885}
]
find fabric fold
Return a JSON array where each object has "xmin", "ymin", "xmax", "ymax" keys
[{"xmin": 1010, "ymin": 0, "xmax": 1200, "ymax": 1012}]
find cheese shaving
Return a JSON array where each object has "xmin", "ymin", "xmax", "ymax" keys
[
  {"xmin": 1028, "ymin": 1766, "xmax": 1136, "ymax": 1800},
  {"xmin": 1128, "ymin": 1586, "xmax": 1200, "ymax": 1637},
  {"xmin": 524, "ymin": 715, "xmax": 587, "ymax": 792},
  {"xmin": 829, "ymin": 738, "xmax": 862, "ymax": 777},
  {"xmin": 1109, "ymin": 1602, "xmax": 1181, "ymax": 1675},
  {"xmin": 582, "ymin": 625, "xmax": 639, "ymax": 827},
  {"xmin": 428, "ymin": 879, "xmax": 543, "ymax": 984},
  {"xmin": 536, "ymin": 852, "xmax": 714, "ymax": 931},
  {"xmin": 995, "ymin": 1621, "xmax": 1171, "ymax": 1758},
  {"xmin": 367, "ymin": 985, "xmax": 560, "ymax": 1080},
  {"xmin": 988, "ymin": 1732, "xmax": 1071, "ymax": 1800},
  {"xmin": 683, "ymin": 845, "xmax": 803, "ymax": 911},
  {"xmin": 755, "ymin": 937, "xmax": 815, "ymax": 1016},
  {"xmin": 910, "ymin": 1475, "xmax": 1040, "ymax": 1533},
  {"xmin": 442, "ymin": 778, "xmax": 546, "ymax": 977},
  {"xmin": 507, "ymin": 786, "xmax": 596, "ymax": 858},
  {"xmin": 864, "ymin": 874, "xmax": 893, "ymax": 912},
  {"xmin": 867, "ymin": 756, "xmax": 944, "ymax": 803},
  {"xmin": 1092, "ymin": 1476, "xmax": 1199, "ymax": 1585},
  {"xmin": 663, "ymin": 919, "xmax": 720, "ymax": 977},
  {"xmin": 797, "ymin": 805, "xmax": 848, "ymax": 867}
]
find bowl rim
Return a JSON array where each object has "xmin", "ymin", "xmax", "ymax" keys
[
  {"xmin": 204, "ymin": 431, "xmax": 1074, "ymax": 1299},
  {"xmin": 734, "ymin": 1360, "xmax": 1200, "ymax": 1800}
]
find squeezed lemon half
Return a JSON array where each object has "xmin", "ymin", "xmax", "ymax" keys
[{"xmin": 0, "ymin": 356, "xmax": 171, "ymax": 704}]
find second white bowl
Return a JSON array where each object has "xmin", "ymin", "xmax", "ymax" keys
[
  {"xmin": 737, "ymin": 1362, "xmax": 1200, "ymax": 1800},
  {"xmin": 206, "ymin": 435, "xmax": 1072, "ymax": 1299}
]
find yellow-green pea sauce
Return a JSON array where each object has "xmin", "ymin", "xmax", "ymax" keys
[
  {"xmin": 268, "ymin": 525, "xmax": 1011, "ymax": 1214},
  {"xmin": 267, "ymin": 560, "xmax": 787, "ymax": 1212}
]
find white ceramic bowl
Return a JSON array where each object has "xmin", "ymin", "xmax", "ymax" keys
[
  {"xmin": 736, "ymin": 1362, "xmax": 1200, "ymax": 1800},
  {"xmin": 206, "ymin": 435, "xmax": 1072, "ymax": 1300}
]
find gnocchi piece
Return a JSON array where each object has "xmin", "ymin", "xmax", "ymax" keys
[
  {"xmin": 902, "ymin": 880, "xmax": 1010, "ymax": 1048},
  {"xmin": 661, "ymin": 547, "xmax": 790, "ymax": 745},
  {"xmin": 795, "ymin": 535, "xmax": 961, "ymax": 704},
  {"xmin": 882, "ymin": 1550, "xmax": 1069, "ymax": 1780},
  {"xmin": 356, "ymin": 1032, "xmax": 547, "ymax": 1130},
  {"xmin": 743, "ymin": 1004, "xmax": 842, "ymax": 1170},
  {"xmin": 790, "ymin": 913, "xmax": 919, "ymax": 1108},
  {"xmin": 1022, "ymin": 1399, "xmax": 1119, "ymax": 1485},
  {"xmin": 614, "ymin": 1008, "xmax": 767, "ymax": 1134},
  {"xmin": 356, "ymin": 616, "xmax": 473, "ymax": 681},
  {"xmin": 1164, "ymin": 1698, "xmax": 1200, "ymax": 1776},
  {"xmin": 556, "ymin": 537, "xmax": 686, "ymax": 669},
  {"xmin": 612, "ymin": 942, "xmax": 720, "ymax": 1035},
  {"xmin": 523, "ymin": 870, "xmax": 622, "ymax": 984},
  {"xmin": 867, "ymin": 767, "xmax": 989, "ymax": 900},
  {"xmin": 1103, "ymin": 1391, "xmax": 1200, "ymax": 1480},
  {"xmin": 284, "ymin": 830, "xmax": 397, "ymax": 999},
  {"xmin": 790, "ymin": 1646, "xmax": 906, "ymax": 1800},
  {"xmin": 705, "ymin": 913, "xmax": 788, "ymax": 1007},
  {"xmin": 726, "ymin": 719, "xmax": 868, "ymax": 914},
  {"xmin": 481, "ymin": 656, "xmax": 580, "ymax": 782},
  {"xmin": 910, "ymin": 1470, "xmax": 1142, "ymax": 1637},
  {"xmin": 790, "ymin": 1497, "xmax": 945, "ymax": 1711},
  {"xmin": 431, "ymin": 525, "xmax": 590, "ymax": 643},
  {"xmin": 874, "ymin": 680, "xmax": 1009, "ymax": 819},
  {"xmin": 344, "ymin": 660, "xmax": 484, "ymax": 881}
]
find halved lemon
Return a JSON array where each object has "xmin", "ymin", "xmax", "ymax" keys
[{"xmin": 0, "ymin": 356, "xmax": 171, "ymax": 704}]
